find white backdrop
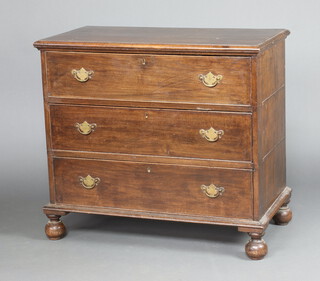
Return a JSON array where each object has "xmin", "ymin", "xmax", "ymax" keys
[{"xmin": 1, "ymin": 1, "xmax": 319, "ymax": 280}]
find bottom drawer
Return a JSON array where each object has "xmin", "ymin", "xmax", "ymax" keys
[{"xmin": 53, "ymin": 158, "xmax": 253, "ymax": 219}]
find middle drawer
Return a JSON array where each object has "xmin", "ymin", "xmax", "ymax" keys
[{"xmin": 50, "ymin": 105, "xmax": 252, "ymax": 161}]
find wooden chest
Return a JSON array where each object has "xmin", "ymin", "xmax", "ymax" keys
[{"xmin": 34, "ymin": 26, "xmax": 292, "ymax": 260}]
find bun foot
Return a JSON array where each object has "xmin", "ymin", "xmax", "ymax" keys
[
  {"xmin": 245, "ymin": 232, "xmax": 268, "ymax": 260},
  {"xmin": 273, "ymin": 203, "xmax": 292, "ymax": 226},
  {"xmin": 45, "ymin": 215, "xmax": 66, "ymax": 240}
]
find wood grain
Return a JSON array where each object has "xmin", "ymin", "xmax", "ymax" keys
[
  {"xmin": 257, "ymin": 40, "xmax": 285, "ymax": 103},
  {"xmin": 254, "ymin": 40, "xmax": 287, "ymax": 218},
  {"xmin": 261, "ymin": 87, "xmax": 285, "ymax": 157},
  {"xmin": 46, "ymin": 52, "xmax": 251, "ymax": 106},
  {"xmin": 45, "ymin": 96, "xmax": 253, "ymax": 112},
  {"xmin": 51, "ymin": 150, "xmax": 253, "ymax": 169},
  {"xmin": 34, "ymin": 26, "xmax": 289, "ymax": 55},
  {"xmin": 44, "ymin": 186, "xmax": 291, "ymax": 230},
  {"xmin": 53, "ymin": 157, "xmax": 253, "ymax": 219},
  {"xmin": 50, "ymin": 104, "xmax": 252, "ymax": 161},
  {"xmin": 259, "ymin": 140, "xmax": 286, "ymax": 215}
]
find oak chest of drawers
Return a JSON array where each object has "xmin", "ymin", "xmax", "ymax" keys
[{"xmin": 34, "ymin": 26, "xmax": 292, "ymax": 260}]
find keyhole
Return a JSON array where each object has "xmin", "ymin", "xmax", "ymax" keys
[
  {"xmin": 145, "ymin": 112, "xmax": 149, "ymax": 119},
  {"xmin": 147, "ymin": 167, "xmax": 151, "ymax": 173},
  {"xmin": 141, "ymin": 58, "xmax": 146, "ymax": 65}
]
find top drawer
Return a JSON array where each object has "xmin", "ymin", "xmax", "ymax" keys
[{"xmin": 45, "ymin": 52, "xmax": 251, "ymax": 106}]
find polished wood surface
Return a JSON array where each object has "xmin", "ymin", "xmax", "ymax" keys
[
  {"xmin": 273, "ymin": 200, "xmax": 292, "ymax": 226},
  {"xmin": 53, "ymin": 157, "xmax": 253, "ymax": 219},
  {"xmin": 46, "ymin": 52, "xmax": 251, "ymax": 106},
  {"xmin": 51, "ymin": 150, "xmax": 253, "ymax": 169},
  {"xmin": 254, "ymin": 40, "xmax": 287, "ymax": 218},
  {"xmin": 45, "ymin": 96, "xmax": 252, "ymax": 112},
  {"xmin": 34, "ymin": 26, "xmax": 289, "ymax": 55},
  {"xmin": 245, "ymin": 232, "xmax": 268, "ymax": 260},
  {"xmin": 45, "ymin": 214, "xmax": 66, "ymax": 240},
  {"xmin": 35, "ymin": 26, "xmax": 291, "ymax": 260},
  {"xmin": 257, "ymin": 40, "xmax": 285, "ymax": 103},
  {"xmin": 45, "ymin": 186, "xmax": 291, "ymax": 229},
  {"xmin": 50, "ymin": 105, "xmax": 252, "ymax": 161}
]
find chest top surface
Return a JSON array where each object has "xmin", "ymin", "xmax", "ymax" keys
[{"xmin": 34, "ymin": 26, "xmax": 289, "ymax": 55}]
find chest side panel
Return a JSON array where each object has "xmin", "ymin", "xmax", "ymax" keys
[{"xmin": 255, "ymin": 40, "xmax": 286, "ymax": 218}]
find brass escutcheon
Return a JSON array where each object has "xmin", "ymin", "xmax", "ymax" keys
[
  {"xmin": 199, "ymin": 72, "xmax": 223, "ymax": 87},
  {"xmin": 201, "ymin": 184, "xmax": 224, "ymax": 198},
  {"xmin": 199, "ymin": 127, "xmax": 224, "ymax": 142},
  {"xmin": 71, "ymin": 67, "xmax": 94, "ymax": 82},
  {"xmin": 79, "ymin": 175, "xmax": 100, "ymax": 189},
  {"xmin": 75, "ymin": 121, "xmax": 96, "ymax": 135}
]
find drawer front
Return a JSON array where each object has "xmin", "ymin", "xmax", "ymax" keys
[
  {"xmin": 53, "ymin": 158, "xmax": 253, "ymax": 219},
  {"xmin": 50, "ymin": 105, "xmax": 252, "ymax": 161},
  {"xmin": 46, "ymin": 52, "xmax": 251, "ymax": 106}
]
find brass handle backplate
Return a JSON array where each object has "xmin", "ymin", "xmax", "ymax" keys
[
  {"xmin": 199, "ymin": 72, "xmax": 223, "ymax": 87},
  {"xmin": 75, "ymin": 121, "xmax": 96, "ymax": 135},
  {"xmin": 71, "ymin": 67, "xmax": 94, "ymax": 82},
  {"xmin": 199, "ymin": 127, "xmax": 224, "ymax": 142},
  {"xmin": 201, "ymin": 184, "xmax": 224, "ymax": 198},
  {"xmin": 79, "ymin": 175, "xmax": 100, "ymax": 189}
]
